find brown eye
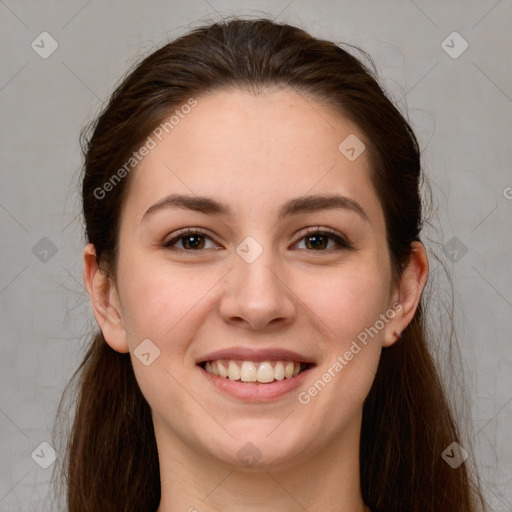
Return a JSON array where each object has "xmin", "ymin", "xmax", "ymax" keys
[
  {"xmin": 294, "ymin": 228, "xmax": 352, "ymax": 251},
  {"xmin": 163, "ymin": 229, "xmax": 217, "ymax": 251},
  {"xmin": 162, "ymin": 227, "xmax": 352, "ymax": 253}
]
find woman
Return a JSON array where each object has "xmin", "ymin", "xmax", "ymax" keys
[{"xmin": 54, "ymin": 17, "xmax": 488, "ymax": 512}]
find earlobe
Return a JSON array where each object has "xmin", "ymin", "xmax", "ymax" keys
[
  {"xmin": 383, "ymin": 241, "xmax": 429, "ymax": 347},
  {"xmin": 83, "ymin": 243, "xmax": 130, "ymax": 353}
]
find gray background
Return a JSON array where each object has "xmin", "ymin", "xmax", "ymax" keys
[{"xmin": 0, "ymin": 0, "xmax": 511, "ymax": 510}]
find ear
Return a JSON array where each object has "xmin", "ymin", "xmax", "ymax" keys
[
  {"xmin": 383, "ymin": 241, "xmax": 429, "ymax": 347},
  {"xmin": 83, "ymin": 243, "xmax": 129, "ymax": 353}
]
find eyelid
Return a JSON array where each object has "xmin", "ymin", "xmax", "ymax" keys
[
  {"xmin": 162, "ymin": 226, "xmax": 352, "ymax": 251},
  {"xmin": 293, "ymin": 226, "xmax": 352, "ymax": 250},
  {"xmin": 162, "ymin": 227, "xmax": 219, "ymax": 248}
]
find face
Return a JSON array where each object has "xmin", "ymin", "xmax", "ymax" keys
[{"xmin": 100, "ymin": 88, "xmax": 405, "ymax": 470}]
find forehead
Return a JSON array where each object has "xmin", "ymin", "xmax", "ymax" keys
[{"xmin": 122, "ymin": 88, "xmax": 384, "ymax": 227}]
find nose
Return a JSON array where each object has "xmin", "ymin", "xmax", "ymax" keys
[{"xmin": 218, "ymin": 240, "xmax": 296, "ymax": 331}]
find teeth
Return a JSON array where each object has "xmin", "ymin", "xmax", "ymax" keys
[
  {"xmin": 274, "ymin": 361, "xmax": 285, "ymax": 381},
  {"xmin": 203, "ymin": 360, "xmax": 306, "ymax": 383},
  {"xmin": 240, "ymin": 361, "xmax": 256, "ymax": 382},
  {"xmin": 228, "ymin": 361, "xmax": 241, "ymax": 380},
  {"xmin": 284, "ymin": 361, "xmax": 294, "ymax": 379},
  {"xmin": 218, "ymin": 361, "xmax": 228, "ymax": 378},
  {"xmin": 257, "ymin": 362, "xmax": 274, "ymax": 383}
]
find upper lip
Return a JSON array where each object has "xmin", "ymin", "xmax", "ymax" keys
[{"xmin": 196, "ymin": 347, "xmax": 315, "ymax": 365}]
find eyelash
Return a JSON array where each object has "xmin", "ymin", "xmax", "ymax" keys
[{"xmin": 162, "ymin": 227, "xmax": 352, "ymax": 253}]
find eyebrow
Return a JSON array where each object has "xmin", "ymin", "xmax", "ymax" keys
[{"xmin": 141, "ymin": 193, "xmax": 369, "ymax": 223}]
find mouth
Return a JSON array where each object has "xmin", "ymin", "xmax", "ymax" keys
[
  {"xmin": 199, "ymin": 359, "xmax": 313, "ymax": 384},
  {"xmin": 196, "ymin": 347, "xmax": 316, "ymax": 400}
]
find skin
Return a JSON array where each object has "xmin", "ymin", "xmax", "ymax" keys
[{"xmin": 84, "ymin": 88, "xmax": 428, "ymax": 512}]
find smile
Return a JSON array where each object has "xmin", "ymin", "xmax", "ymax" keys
[{"xmin": 202, "ymin": 359, "xmax": 311, "ymax": 384}]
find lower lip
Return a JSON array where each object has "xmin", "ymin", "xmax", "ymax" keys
[{"xmin": 198, "ymin": 365, "xmax": 313, "ymax": 401}]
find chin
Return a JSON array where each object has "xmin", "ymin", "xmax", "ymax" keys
[{"xmin": 201, "ymin": 426, "xmax": 314, "ymax": 472}]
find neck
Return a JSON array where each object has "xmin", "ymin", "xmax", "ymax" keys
[{"xmin": 154, "ymin": 410, "xmax": 369, "ymax": 512}]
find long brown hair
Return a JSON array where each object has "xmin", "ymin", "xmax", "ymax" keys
[{"xmin": 53, "ymin": 17, "xmax": 488, "ymax": 512}]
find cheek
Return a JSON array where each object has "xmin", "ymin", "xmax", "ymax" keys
[
  {"xmin": 301, "ymin": 259, "xmax": 391, "ymax": 341},
  {"xmin": 297, "ymin": 266, "xmax": 388, "ymax": 425},
  {"xmin": 315, "ymin": 260, "xmax": 390, "ymax": 407},
  {"xmin": 116, "ymin": 254, "xmax": 206, "ymax": 344}
]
